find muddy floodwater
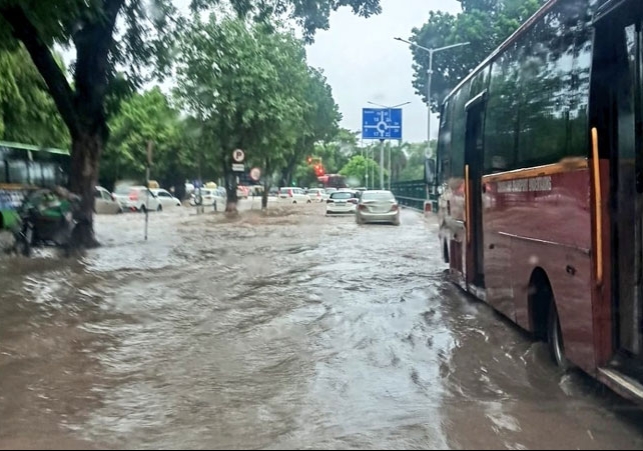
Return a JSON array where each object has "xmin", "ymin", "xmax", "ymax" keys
[{"xmin": 1, "ymin": 202, "xmax": 643, "ymax": 450}]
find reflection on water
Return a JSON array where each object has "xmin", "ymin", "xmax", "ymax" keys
[{"xmin": 1, "ymin": 204, "xmax": 642, "ymax": 450}]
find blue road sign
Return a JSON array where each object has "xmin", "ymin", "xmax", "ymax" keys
[{"xmin": 362, "ymin": 108, "xmax": 403, "ymax": 140}]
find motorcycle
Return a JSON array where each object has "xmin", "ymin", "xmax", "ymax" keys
[{"xmin": 13, "ymin": 189, "xmax": 81, "ymax": 257}]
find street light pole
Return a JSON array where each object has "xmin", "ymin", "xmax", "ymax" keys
[
  {"xmin": 394, "ymin": 38, "xmax": 469, "ymax": 154},
  {"xmin": 427, "ymin": 49, "xmax": 433, "ymax": 152},
  {"xmin": 379, "ymin": 139, "xmax": 385, "ymax": 189}
]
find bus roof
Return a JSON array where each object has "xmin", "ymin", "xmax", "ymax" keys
[
  {"xmin": 0, "ymin": 140, "xmax": 69, "ymax": 156},
  {"xmin": 444, "ymin": 0, "xmax": 561, "ymax": 104}
]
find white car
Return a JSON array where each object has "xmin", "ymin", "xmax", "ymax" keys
[
  {"xmin": 279, "ymin": 187, "xmax": 311, "ymax": 204},
  {"xmin": 94, "ymin": 186, "xmax": 123, "ymax": 214},
  {"xmin": 151, "ymin": 189, "xmax": 181, "ymax": 208},
  {"xmin": 190, "ymin": 188, "xmax": 226, "ymax": 210},
  {"xmin": 307, "ymin": 188, "xmax": 327, "ymax": 202},
  {"xmin": 326, "ymin": 190, "xmax": 358, "ymax": 215},
  {"xmin": 113, "ymin": 186, "xmax": 162, "ymax": 213}
]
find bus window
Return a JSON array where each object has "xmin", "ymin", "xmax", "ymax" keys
[
  {"xmin": 42, "ymin": 162, "xmax": 57, "ymax": 187},
  {"xmin": 0, "ymin": 160, "xmax": 6, "ymax": 183},
  {"xmin": 484, "ymin": 44, "xmax": 520, "ymax": 174},
  {"xmin": 29, "ymin": 162, "xmax": 43, "ymax": 186},
  {"xmin": 7, "ymin": 160, "xmax": 28, "ymax": 184},
  {"xmin": 438, "ymin": 100, "xmax": 453, "ymax": 183},
  {"xmin": 516, "ymin": 3, "xmax": 578, "ymax": 168},
  {"xmin": 450, "ymin": 81, "xmax": 472, "ymax": 178},
  {"xmin": 568, "ymin": 4, "xmax": 593, "ymax": 158}
]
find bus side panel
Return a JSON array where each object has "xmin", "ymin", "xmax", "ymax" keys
[
  {"xmin": 484, "ymin": 167, "xmax": 596, "ymax": 372},
  {"xmin": 483, "ymin": 181, "xmax": 516, "ymax": 320},
  {"xmin": 511, "ymin": 239, "xmax": 596, "ymax": 373}
]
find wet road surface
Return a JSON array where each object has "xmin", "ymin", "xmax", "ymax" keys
[{"xmin": 1, "ymin": 203, "xmax": 643, "ymax": 450}]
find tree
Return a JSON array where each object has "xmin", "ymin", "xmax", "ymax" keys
[
  {"xmin": 339, "ymin": 155, "xmax": 385, "ymax": 187},
  {"xmin": 408, "ymin": 0, "xmax": 544, "ymax": 112},
  {"xmin": 0, "ymin": 46, "xmax": 68, "ymax": 147},
  {"xmin": 280, "ymin": 67, "xmax": 341, "ymax": 187},
  {"xmin": 101, "ymin": 88, "xmax": 191, "ymax": 193},
  {"xmin": 0, "ymin": 0, "xmax": 382, "ymax": 245},
  {"xmin": 389, "ymin": 143, "xmax": 407, "ymax": 183},
  {"xmin": 176, "ymin": 18, "xmax": 311, "ymax": 212}
]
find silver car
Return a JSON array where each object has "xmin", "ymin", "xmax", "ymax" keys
[{"xmin": 355, "ymin": 190, "xmax": 400, "ymax": 226}]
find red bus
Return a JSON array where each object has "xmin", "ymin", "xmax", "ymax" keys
[
  {"xmin": 317, "ymin": 174, "xmax": 347, "ymax": 189},
  {"xmin": 435, "ymin": 0, "xmax": 643, "ymax": 402}
]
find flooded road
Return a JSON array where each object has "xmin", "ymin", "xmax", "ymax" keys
[{"xmin": 1, "ymin": 203, "xmax": 643, "ymax": 450}]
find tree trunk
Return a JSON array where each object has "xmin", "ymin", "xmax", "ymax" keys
[
  {"xmin": 224, "ymin": 169, "xmax": 238, "ymax": 214},
  {"xmin": 261, "ymin": 187, "xmax": 269, "ymax": 210},
  {"xmin": 261, "ymin": 160, "xmax": 271, "ymax": 211},
  {"xmin": 69, "ymin": 130, "xmax": 103, "ymax": 248}
]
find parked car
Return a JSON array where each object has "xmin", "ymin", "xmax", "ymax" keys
[
  {"xmin": 326, "ymin": 190, "xmax": 358, "ymax": 215},
  {"xmin": 151, "ymin": 189, "xmax": 182, "ymax": 208},
  {"xmin": 307, "ymin": 188, "xmax": 327, "ymax": 202},
  {"xmin": 94, "ymin": 186, "xmax": 123, "ymax": 214},
  {"xmin": 355, "ymin": 190, "xmax": 400, "ymax": 226},
  {"xmin": 113, "ymin": 186, "xmax": 162, "ymax": 213},
  {"xmin": 190, "ymin": 188, "xmax": 226, "ymax": 210},
  {"xmin": 279, "ymin": 187, "xmax": 311, "ymax": 204}
]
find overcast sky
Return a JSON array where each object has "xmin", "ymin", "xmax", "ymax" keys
[{"xmin": 307, "ymin": 0, "xmax": 462, "ymax": 143}]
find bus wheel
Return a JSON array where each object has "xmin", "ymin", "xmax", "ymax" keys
[{"xmin": 548, "ymin": 304, "xmax": 571, "ymax": 371}]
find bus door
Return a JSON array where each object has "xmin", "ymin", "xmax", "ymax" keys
[
  {"xmin": 594, "ymin": 0, "xmax": 643, "ymax": 359},
  {"xmin": 464, "ymin": 95, "xmax": 486, "ymax": 288}
]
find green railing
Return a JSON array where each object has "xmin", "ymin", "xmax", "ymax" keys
[{"xmin": 391, "ymin": 180, "xmax": 438, "ymax": 212}]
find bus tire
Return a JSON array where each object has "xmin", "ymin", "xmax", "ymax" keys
[{"xmin": 548, "ymin": 304, "xmax": 571, "ymax": 371}]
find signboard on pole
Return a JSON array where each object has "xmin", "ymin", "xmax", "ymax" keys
[
  {"xmin": 232, "ymin": 163, "xmax": 245, "ymax": 172},
  {"xmin": 250, "ymin": 167, "xmax": 261, "ymax": 181},
  {"xmin": 361, "ymin": 108, "xmax": 403, "ymax": 140},
  {"xmin": 232, "ymin": 149, "xmax": 245, "ymax": 163}
]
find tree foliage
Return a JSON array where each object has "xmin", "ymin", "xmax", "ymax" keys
[
  {"xmin": 0, "ymin": 45, "xmax": 68, "ymax": 147},
  {"xmin": 408, "ymin": 0, "xmax": 545, "ymax": 112},
  {"xmin": 174, "ymin": 14, "xmax": 347, "ymax": 209},
  {"xmin": 101, "ymin": 87, "xmax": 192, "ymax": 191},
  {"xmin": 339, "ymin": 155, "xmax": 385, "ymax": 186}
]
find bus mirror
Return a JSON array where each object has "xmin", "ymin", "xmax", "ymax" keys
[{"xmin": 425, "ymin": 159, "xmax": 437, "ymax": 185}]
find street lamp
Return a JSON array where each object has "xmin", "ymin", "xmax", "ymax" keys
[
  {"xmin": 394, "ymin": 37, "xmax": 469, "ymax": 155},
  {"xmin": 366, "ymin": 100, "xmax": 411, "ymax": 189}
]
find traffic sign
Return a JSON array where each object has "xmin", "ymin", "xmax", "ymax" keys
[
  {"xmin": 232, "ymin": 149, "xmax": 245, "ymax": 163},
  {"xmin": 250, "ymin": 167, "xmax": 261, "ymax": 181},
  {"xmin": 232, "ymin": 163, "xmax": 245, "ymax": 172},
  {"xmin": 362, "ymin": 108, "xmax": 403, "ymax": 140}
]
